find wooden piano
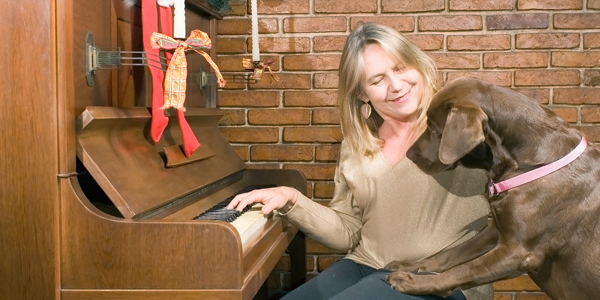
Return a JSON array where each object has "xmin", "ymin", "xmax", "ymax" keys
[
  {"xmin": 67, "ymin": 106, "xmax": 307, "ymax": 300},
  {"xmin": 3, "ymin": 0, "xmax": 306, "ymax": 299}
]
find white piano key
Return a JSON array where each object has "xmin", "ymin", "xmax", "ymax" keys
[{"xmin": 230, "ymin": 203, "xmax": 271, "ymax": 245}]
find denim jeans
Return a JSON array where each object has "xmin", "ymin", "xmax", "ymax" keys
[{"xmin": 281, "ymin": 259, "xmax": 466, "ymax": 300}]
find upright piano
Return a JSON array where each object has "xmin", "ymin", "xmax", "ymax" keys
[
  {"xmin": 52, "ymin": 0, "xmax": 307, "ymax": 299},
  {"xmin": 66, "ymin": 106, "xmax": 306, "ymax": 300}
]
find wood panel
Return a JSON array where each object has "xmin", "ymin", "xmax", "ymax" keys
[
  {"xmin": 1, "ymin": 1, "xmax": 59, "ymax": 300},
  {"xmin": 184, "ymin": 7, "xmax": 219, "ymax": 108},
  {"xmin": 72, "ymin": 0, "xmax": 113, "ymax": 112},
  {"xmin": 61, "ymin": 180, "xmax": 244, "ymax": 289}
]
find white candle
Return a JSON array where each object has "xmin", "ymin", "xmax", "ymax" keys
[
  {"xmin": 251, "ymin": 0, "xmax": 260, "ymax": 62},
  {"xmin": 173, "ymin": 0, "xmax": 186, "ymax": 39}
]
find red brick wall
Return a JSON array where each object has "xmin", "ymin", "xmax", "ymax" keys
[{"xmin": 215, "ymin": 0, "xmax": 600, "ymax": 299}]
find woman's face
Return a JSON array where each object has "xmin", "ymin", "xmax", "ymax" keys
[{"xmin": 360, "ymin": 43, "xmax": 423, "ymax": 123}]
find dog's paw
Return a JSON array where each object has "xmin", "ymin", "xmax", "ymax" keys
[
  {"xmin": 386, "ymin": 271, "xmax": 452, "ymax": 297},
  {"xmin": 384, "ymin": 260, "xmax": 420, "ymax": 272},
  {"xmin": 386, "ymin": 270, "xmax": 420, "ymax": 294}
]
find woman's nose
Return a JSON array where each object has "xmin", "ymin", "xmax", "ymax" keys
[{"xmin": 388, "ymin": 73, "xmax": 404, "ymax": 92}]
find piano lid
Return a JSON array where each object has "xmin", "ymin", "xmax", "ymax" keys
[{"xmin": 76, "ymin": 106, "xmax": 246, "ymax": 219}]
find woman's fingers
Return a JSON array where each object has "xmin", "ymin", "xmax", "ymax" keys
[
  {"xmin": 227, "ymin": 189, "xmax": 270, "ymax": 211},
  {"xmin": 226, "ymin": 187, "xmax": 295, "ymax": 214},
  {"xmin": 226, "ymin": 192, "xmax": 251, "ymax": 210}
]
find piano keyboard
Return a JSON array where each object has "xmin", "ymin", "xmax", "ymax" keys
[{"xmin": 192, "ymin": 185, "xmax": 275, "ymax": 243}]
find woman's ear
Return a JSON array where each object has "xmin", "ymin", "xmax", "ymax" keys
[{"xmin": 358, "ymin": 93, "xmax": 369, "ymax": 103}]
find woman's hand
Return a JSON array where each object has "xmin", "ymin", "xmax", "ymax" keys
[{"xmin": 226, "ymin": 186, "xmax": 298, "ymax": 215}]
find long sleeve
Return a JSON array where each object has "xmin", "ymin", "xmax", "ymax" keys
[{"xmin": 281, "ymin": 149, "xmax": 363, "ymax": 251}]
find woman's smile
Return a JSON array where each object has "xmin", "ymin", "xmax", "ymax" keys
[{"xmin": 390, "ymin": 89, "xmax": 411, "ymax": 104}]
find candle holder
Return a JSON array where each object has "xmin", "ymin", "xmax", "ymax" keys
[
  {"xmin": 243, "ymin": 57, "xmax": 278, "ymax": 82},
  {"xmin": 205, "ymin": 57, "xmax": 278, "ymax": 85}
]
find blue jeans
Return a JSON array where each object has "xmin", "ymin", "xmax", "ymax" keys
[{"xmin": 281, "ymin": 259, "xmax": 466, "ymax": 300}]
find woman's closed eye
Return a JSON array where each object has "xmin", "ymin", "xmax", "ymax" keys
[{"xmin": 370, "ymin": 76, "xmax": 384, "ymax": 86}]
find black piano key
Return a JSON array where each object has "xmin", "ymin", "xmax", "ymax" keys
[
  {"xmin": 192, "ymin": 184, "xmax": 275, "ymax": 222},
  {"xmin": 194, "ymin": 209, "xmax": 240, "ymax": 221}
]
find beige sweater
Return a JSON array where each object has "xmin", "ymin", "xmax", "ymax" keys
[{"xmin": 281, "ymin": 140, "xmax": 493, "ymax": 300}]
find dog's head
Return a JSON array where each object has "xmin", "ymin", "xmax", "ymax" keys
[{"xmin": 407, "ymin": 77, "xmax": 494, "ymax": 174}]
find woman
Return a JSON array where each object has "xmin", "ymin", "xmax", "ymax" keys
[{"xmin": 227, "ymin": 23, "xmax": 493, "ymax": 300}]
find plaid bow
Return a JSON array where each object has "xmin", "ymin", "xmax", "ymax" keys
[{"xmin": 151, "ymin": 30, "xmax": 226, "ymax": 110}]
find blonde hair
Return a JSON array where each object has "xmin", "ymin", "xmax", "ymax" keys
[{"xmin": 338, "ymin": 23, "xmax": 438, "ymax": 157}]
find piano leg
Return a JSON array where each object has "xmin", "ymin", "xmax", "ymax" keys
[
  {"xmin": 288, "ymin": 231, "xmax": 307, "ymax": 289},
  {"xmin": 258, "ymin": 231, "xmax": 306, "ymax": 300}
]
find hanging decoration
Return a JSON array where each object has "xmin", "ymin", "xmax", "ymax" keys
[
  {"xmin": 144, "ymin": 0, "xmax": 226, "ymax": 158},
  {"xmin": 243, "ymin": 57, "xmax": 278, "ymax": 82},
  {"xmin": 151, "ymin": 30, "xmax": 226, "ymax": 110}
]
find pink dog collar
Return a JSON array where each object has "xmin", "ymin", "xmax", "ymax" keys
[{"xmin": 488, "ymin": 137, "xmax": 587, "ymax": 198}]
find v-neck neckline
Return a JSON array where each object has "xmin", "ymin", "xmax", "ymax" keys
[{"xmin": 378, "ymin": 150, "xmax": 408, "ymax": 168}]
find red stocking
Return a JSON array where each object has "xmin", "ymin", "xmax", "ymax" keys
[
  {"xmin": 144, "ymin": 1, "xmax": 200, "ymax": 157},
  {"xmin": 160, "ymin": 5, "xmax": 200, "ymax": 157},
  {"xmin": 142, "ymin": 0, "xmax": 169, "ymax": 144}
]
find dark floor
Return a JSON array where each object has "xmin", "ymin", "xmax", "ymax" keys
[{"xmin": 267, "ymin": 291, "xmax": 288, "ymax": 300}]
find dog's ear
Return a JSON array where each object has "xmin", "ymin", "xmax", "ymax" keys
[{"xmin": 439, "ymin": 106, "xmax": 487, "ymax": 165}]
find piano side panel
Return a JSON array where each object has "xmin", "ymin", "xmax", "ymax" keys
[
  {"xmin": 237, "ymin": 169, "xmax": 307, "ymax": 273},
  {"xmin": 2, "ymin": 1, "xmax": 59, "ymax": 299},
  {"xmin": 240, "ymin": 169, "xmax": 308, "ymax": 291},
  {"xmin": 60, "ymin": 178, "xmax": 244, "ymax": 290},
  {"xmin": 241, "ymin": 223, "xmax": 299, "ymax": 300}
]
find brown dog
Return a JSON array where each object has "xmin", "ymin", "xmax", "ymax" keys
[{"xmin": 386, "ymin": 77, "xmax": 600, "ymax": 300}]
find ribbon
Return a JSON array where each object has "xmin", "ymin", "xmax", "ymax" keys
[
  {"xmin": 151, "ymin": 30, "xmax": 226, "ymax": 110},
  {"xmin": 243, "ymin": 57, "xmax": 279, "ymax": 82}
]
